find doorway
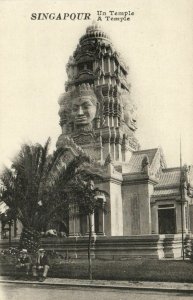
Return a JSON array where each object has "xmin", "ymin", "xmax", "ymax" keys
[{"xmin": 158, "ymin": 208, "xmax": 176, "ymax": 234}]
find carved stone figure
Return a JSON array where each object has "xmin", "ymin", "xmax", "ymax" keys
[
  {"xmin": 122, "ymin": 93, "xmax": 137, "ymax": 132},
  {"xmin": 58, "ymin": 83, "xmax": 98, "ymax": 135},
  {"xmin": 71, "ymin": 92, "xmax": 97, "ymax": 127},
  {"xmin": 141, "ymin": 155, "xmax": 150, "ymax": 174}
]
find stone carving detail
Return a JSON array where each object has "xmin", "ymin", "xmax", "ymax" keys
[
  {"xmin": 57, "ymin": 23, "xmax": 140, "ymax": 161},
  {"xmin": 181, "ymin": 164, "xmax": 193, "ymax": 191},
  {"xmin": 121, "ymin": 92, "xmax": 137, "ymax": 132},
  {"xmin": 56, "ymin": 135, "xmax": 86, "ymax": 157},
  {"xmin": 66, "ymin": 56, "xmax": 76, "ymax": 81},
  {"xmin": 104, "ymin": 153, "xmax": 113, "ymax": 166},
  {"xmin": 73, "ymin": 132, "xmax": 95, "ymax": 145},
  {"xmin": 71, "ymin": 84, "xmax": 97, "ymax": 128},
  {"xmin": 122, "ymin": 134, "xmax": 140, "ymax": 152},
  {"xmin": 59, "ymin": 83, "xmax": 99, "ymax": 134},
  {"xmin": 141, "ymin": 155, "xmax": 150, "ymax": 174}
]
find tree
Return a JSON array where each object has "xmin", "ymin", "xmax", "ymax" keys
[
  {"xmin": 68, "ymin": 173, "xmax": 108, "ymax": 280},
  {"xmin": 0, "ymin": 138, "xmax": 90, "ymax": 252}
]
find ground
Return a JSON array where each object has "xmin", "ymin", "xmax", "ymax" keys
[
  {"xmin": 1, "ymin": 283, "xmax": 193, "ymax": 300},
  {"xmin": 1, "ymin": 257, "xmax": 193, "ymax": 282}
]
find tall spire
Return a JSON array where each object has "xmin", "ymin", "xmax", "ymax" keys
[{"xmin": 57, "ymin": 23, "xmax": 140, "ymax": 163}]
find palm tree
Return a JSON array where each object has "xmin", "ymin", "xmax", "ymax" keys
[{"xmin": 0, "ymin": 138, "xmax": 90, "ymax": 252}]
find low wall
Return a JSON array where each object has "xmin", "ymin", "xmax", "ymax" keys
[
  {"xmin": 95, "ymin": 235, "xmax": 164, "ymax": 259},
  {"xmin": 163, "ymin": 234, "xmax": 183, "ymax": 258},
  {"xmin": 0, "ymin": 234, "xmax": 190, "ymax": 259},
  {"xmin": 0, "ymin": 235, "xmax": 164, "ymax": 259},
  {"xmin": 41, "ymin": 235, "xmax": 165, "ymax": 259}
]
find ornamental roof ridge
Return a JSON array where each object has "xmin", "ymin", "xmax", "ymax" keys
[
  {"xmin": 162, "ymin": 167, "xmax": 181, "ymax": 172},
  {"xmin": 133, "ymin": 148, "xmax": 159, "ymax": 154}
]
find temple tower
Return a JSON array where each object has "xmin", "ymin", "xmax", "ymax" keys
[{"xmin": 57, "ymin": 22, "xmax": 140, "ymax": 163}]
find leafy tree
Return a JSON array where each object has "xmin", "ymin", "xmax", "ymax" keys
[{"xmin": 0, "ymin": 138, "xmax": 89, "ymax": 252}]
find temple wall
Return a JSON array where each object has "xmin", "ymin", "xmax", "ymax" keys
[
  {"xmin": 122, "ymin": 182, "xmax": 154, "ymax": 235},
  {"xmin": 98, "ymin": 179, "xmax": 123, "ymax": 236},
  {"xmin": 0, "ymin": 234, "xmax": 188, "ymax": 260},
  {"xmin": 109, "ymin": 180, "xmax": 123, "ymax": 236}
]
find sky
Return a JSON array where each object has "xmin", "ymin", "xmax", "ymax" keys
[{"xmin": 0, "ymin": 0, "xmax": 193, "ymax": 171}]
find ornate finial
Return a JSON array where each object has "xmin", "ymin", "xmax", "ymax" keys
[
  {"xmin": 141, "ymin": 155, "xmax": 149, "ymax": 174},
  {"xmin": 142, "ymin": 155, "xmax": 149, "ymax": 168},
  {"xmin": 86, "ymin": 21, "xmax": 101, "ymax": 33},
  {"xmin": 92, "ymin": 20, "xmax": 98, "ymax": 27}
]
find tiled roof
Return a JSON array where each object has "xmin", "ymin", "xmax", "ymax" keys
[
  {"xmin": 152, "ymin": 188, "xmax": 180, "ymax": 197},
  {"xmin": 127, "ymin": 148, "xmax": 158, "ymax": 173},
  {"xmin": 155, "ymin": 168, "xmax": 181, "ymax": 189},
  {"xmin": 152, "ymin": 167, "xmax": 181, "ymax": 198}
]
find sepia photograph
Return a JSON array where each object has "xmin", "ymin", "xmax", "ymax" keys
[{"xmin": 0, "ymin": 0, "xmax": 193, "ymax": 299}]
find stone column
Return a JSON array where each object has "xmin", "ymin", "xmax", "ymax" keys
[
  {"xmin": 101, "ymin": 56, "xmax": 104, "ymax": 72},
  {"xmin": 151, "ymin": 203, "xmax": 158, "ymax": 234},
  {"xmin": 110, "ymin": 143, "xmax": 116, "ymax": 160},
  {"xmin": 98, "ymin": 206, "xmax": 105, "ymax": 235},
  {"xmin": 87, "ymin": 213, "xmax": 95, "ymax": 235},
  {"xmin": 80, "ymin": 215, "xmax": 87, "ymax": 236},
  {"xmin": 109, "ymin": 101, "xmax": 114, "ymax": 127},
  {"xmin": 69, "ymin": 216, "xmax": 76, "ymax": 236},
  {"xmin": 115, "ymin": 143, "xmax": 122, "ymax": 161},
  {"xmin": 107, "ymin": 56, "xmax": 110, "ymax": 73},
  {"xmin": 112, "ymin": 59, "xmax": 116, "ymax": 72},
  {"xmin": 75, "ymin": 214, "xmax": 80, "ymax": 236},
  {"xmin": 176, "ymin": 202, "xmax": 186, "ymax": 233},
  {"xmin": 69, "ymin": 205, "xmax": 80, "ymax": 236},
  {"xmin": 114, "ymin": 116, "xmax": 119, "ymax": 128},
  {"xmin": 103, "ymin": 129, "xmax": 111, "ymax": 159},
  {"xmin": 189, "ymin": 204, "xmax": 193, "ymax": 233}
]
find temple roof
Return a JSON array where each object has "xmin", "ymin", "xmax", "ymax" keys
[
  {"xmin": 80, "ymin": 21, "xmax": 111, "ymax": 43},
  {"xmin": 152, "ymin": 188, "xmax": 180, "ymax": 197},
  {"xmin": 126, "ymin": 148, "xmax": 160, "ymax": 173},
  {"xmin": 152, "ymin": 167, "xmax": 181, "ymax": 198},
  {"xmin": 155, "ymin": 168, "xmax": 181, "ymax": 189}
]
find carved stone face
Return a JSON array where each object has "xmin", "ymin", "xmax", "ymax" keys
[
  {"xmin": 122, "ymin": 98, "xmax": 137, "ymax": 132},
  {"xmin": 71, "ymin": 96, "xmax": 97, "ymax": 126}
]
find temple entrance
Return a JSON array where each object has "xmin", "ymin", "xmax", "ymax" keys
[{"xmin": 158, "ymin": 207, "xmax": 176, "ymax": 234}]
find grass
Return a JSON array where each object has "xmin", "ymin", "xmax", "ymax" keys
[{"xmin": 1, "ymin": 255, "xmax": 193, "ymax": 283}]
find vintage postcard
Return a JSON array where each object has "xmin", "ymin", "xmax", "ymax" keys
[{"xmin": 0, "ymin": 0, "xmax": 193, "ymax": 299}]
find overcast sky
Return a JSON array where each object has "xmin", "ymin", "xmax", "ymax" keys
[{"xmin": 0, "ymin": 0, "xmax": 193, "ymax": 170}]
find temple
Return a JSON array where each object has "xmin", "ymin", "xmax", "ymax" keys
[
  {"xmin": 1, "ymin": 22, "xmax": 193, "ymax": 259},
  {"xmin": 56, "ymin": 22, "xmax": 193, "ymax": 244}
]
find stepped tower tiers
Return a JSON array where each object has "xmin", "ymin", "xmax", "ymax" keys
[{"xmin": 57, "ymin": 22, "xmax": 140, "ymax": 163}]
